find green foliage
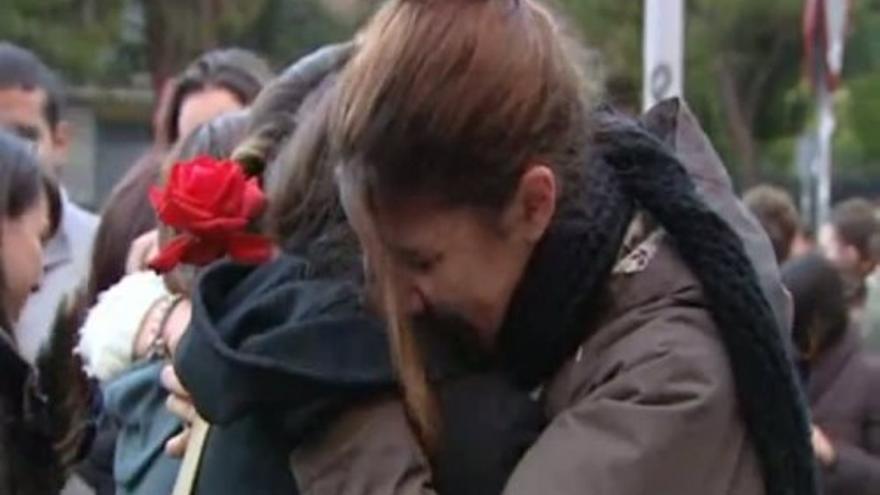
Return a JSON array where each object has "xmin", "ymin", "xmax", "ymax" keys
[
  {"xmin": 556, "ymin": 0, "xmax": 880, "ymax": 184},
  {"xmin": 0, "ymin": 0, "xmax": 125, "ymax": 83},
  {"xmin": 235, "ymin": 0, "xmax": 353, "ymax": 68},
  {"xmin": 0, "ymin": 0, "xmax": 350, "ymax": 85},
  {"xmin": 836, "ymin": 0, "xmax": 880, "ymax": 176},
  {"xmin": 2, "ymin": 0, "xmax": 878, "ymax": 182}
]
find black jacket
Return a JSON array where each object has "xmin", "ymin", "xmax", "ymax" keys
[{"xmin": 0, "ymin": 335, "xmax": 64, "ymax": 495}]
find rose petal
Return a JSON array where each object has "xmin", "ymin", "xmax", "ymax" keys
[
  {"xmin": 158, "ymin": 196, "xmax": 215, "ymax": 228},
  {"xmin": 226, "ymin": 233, "xmax": 274, "ymax": 264},
  {"xmin": 186, "ymin": 217, "xmax": 248, "ymax": 236},
  {"xmin": 210, "ymin": 163, "xmax": 247, "ymax": 216},
  {"xmin": 179, "ymin": 237, "xmax": 228, "ymax": 266},
  {"xmin": 240, "ymin": 179, "xmax": 267, "ymax": 218},
  {"xmin": 149, "ymin": 186, "xmax": 166, "ymax": 211},
  {"xmin": 148, "ymin": 236, "xmax": 194, "ymax": 273}
]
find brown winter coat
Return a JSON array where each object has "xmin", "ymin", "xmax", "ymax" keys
[
  {"xmin": 291, "ymin": 397, "xmax": 434, "ymax": 495},
  {"xmin": 502, "ymin": 233, "xmax": 765, "ymax": 494},
  {"xmin": 288, "ymin": 99, "xmax": 785, "ymax": 494},
  {"xmin": 290, "ymin": 234, "xmax": 768, "ymax": 495},
  {"xmin": 500, "ymin": 99, "xmax": 786, "ymax": 495}
]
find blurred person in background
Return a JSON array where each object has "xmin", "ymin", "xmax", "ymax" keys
[
  {"xmin": 0, "ymin": 130, "xmax": 92, "ymax": 495},
  {"xmin": 783, "ymin": 253, "xmax": 880, "ymax": 494},
  {"xmin": 0, "ymin": 42, "xmax": 98, "ymax": 363},
  {"xmin": 791, "ymin": 226, "xmax": 817, "ymax": 260},
  {"xmin": 163, "ymin": 48, "xmax": 273, "ymax": 147},
  {"xmin": 743, "ymin": 184, "xmax": 801, "ymax": 264},
  {"xmin": 819, "ymin": 198, "xmax": 880, "ymax": 324}
]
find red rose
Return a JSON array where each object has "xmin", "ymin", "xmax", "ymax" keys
[{"xmin": 148, "ymin": 156, "xmax": 273, "ymax": 272}]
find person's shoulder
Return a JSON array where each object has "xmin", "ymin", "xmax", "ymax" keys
[
  {"xmin": 61, "ymin": 199, "xmax": 99, "ymax": 248},
  {"xmin": 63, "ymin": 199, "xmax": 99, "ymax": 232},
  {"xmin": 292, "ymin": 395, "xmax": 434, "ymax": 495},
  {"xmin": 585, "ymin": 235, "xmax": 716, "ymax": 362},
  {"xmin": 860, "ymin": 351, "xmax": 880, "ymax": 384},
  {"xmin": 552, "ymin": 234, "xmax": 734, "ymax": 406}
]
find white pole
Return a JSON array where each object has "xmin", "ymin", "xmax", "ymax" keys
[
  {"xmin": 643, "ymin": 0, "xmax": 685, "ymax": 111},
  {"xmin": 815, "ymin": 74, "xmax": 836, "ymax": 228},
  {"xmin": 813, "ymin": 0, "xmax": 848, "ymax": 227}
]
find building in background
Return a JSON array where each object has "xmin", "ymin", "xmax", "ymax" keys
[{"xmin": 64, "ymin": 86, "xmax": 153, "ymax": 211}]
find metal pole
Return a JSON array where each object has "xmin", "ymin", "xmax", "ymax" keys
[
  {"xmin": 816, "ymin": 75, "xmax": 836, "ymax": 228},
  {"xmin": 643, "ymin": 0, "xmax": 685, "ymax": 111}
]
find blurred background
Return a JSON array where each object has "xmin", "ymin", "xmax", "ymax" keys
[{"xmin": 1, "ymin": 0, "xmax": 878, "ymax": 211}]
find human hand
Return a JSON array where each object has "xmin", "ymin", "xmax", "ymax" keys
[
  {"xmin": 812, "ymin": 425, "xmax": 837, "ymax": 467},
  {"xmin": 162, "ymin": 364, "xmax": 195, "ymax": 457},
  {"xmin": 126, "ymin": 229, "xmax": 160, "ymax": 273}
]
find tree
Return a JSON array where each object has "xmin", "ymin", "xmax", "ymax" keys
[
  {"xmin": 688, "ymin": 0, "xmax": 805, "ymax": 186},
  {"xmin": 835, "ymin": 0, "xmax": 880, "ymax": 175},
  {"xmin": 141, "ymin": 0, "xmax": 266, "ymax": 91},
  {"xmin": 1, "ymin": 0, "xmax": 353, "ymax": 91},
  {"xmin": 557, "ymin": 0, "xmax": 810, "ymax": 187},
  {"xmin": 0, "ymin": 0, "xmax": 125, "ymax": 84}
]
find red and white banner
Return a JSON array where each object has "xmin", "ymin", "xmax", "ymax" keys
[{"xmin": 803, "ymin": 0, "xmax": 852, "ymax": 91}]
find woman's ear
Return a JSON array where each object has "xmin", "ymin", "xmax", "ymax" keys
[{"xmin": 507, "ymin": 163, "xmax": 556, "ymax": 243}]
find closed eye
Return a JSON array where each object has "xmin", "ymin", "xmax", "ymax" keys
[
  {"xmin": 11, "ymin": 124, "xmax": 41, "ymax": 143},
  {"xmin": 393, "ymin": 247, "xmax": 443, "ymax": 273}
]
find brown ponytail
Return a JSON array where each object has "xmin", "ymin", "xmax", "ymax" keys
[
  {"xmin": 332, "ymin": 0, "xmax": 595, "ymax": 213},
  {"xmin": 376, "ymin": 252, "xmax": 441, "ymax": 454}
]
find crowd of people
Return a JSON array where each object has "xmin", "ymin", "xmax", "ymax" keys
[
  {"xmin": 0, "ymin": 0, "xmax": 877, "ymax": 494},
  {"xmin": 744, "ymin": 186, "xmax": 880, "ymax": 493}
]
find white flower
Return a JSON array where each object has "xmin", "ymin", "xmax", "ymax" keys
[{"xmin": 76, "ymin": 271, "xmax": 170, "ymax": 382}]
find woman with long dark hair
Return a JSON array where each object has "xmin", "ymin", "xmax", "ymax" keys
[
  {"xmin": 0, "ymin": 130, "xmax": 76, "ymax": 494},
  {"xmin": 329, "ymin": 0, "xmax": 815, "ymax": 494},
  {"xmin": 784, "ymin": 253, "xmax": 880, "ymax": 495}
]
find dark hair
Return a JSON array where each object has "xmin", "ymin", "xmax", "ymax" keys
[
  {"xmin": 256, "ymin": 43, "xmax": 441, "ymax": 444},
  {"xmin": 84, "ymin": 152, "xmax": 161, "ymax": 308},
  {"xmin": 782, "ymin": 253, "xmax": 849, "ymax": 362},
  {"xmin": 743, "ymin": 185, "xmax": 800, "ymax": 263},
  {"xmin": 332, "ymin": 0, "xmax": 594, "ymax": 214},
  {"xmin": 830, "ymin": 198, "xmax": 880, "ymax": 262},
  {"xmin": 0, "ymin": 43, "xmax": 64, "ymax": 129},
  {"xmin": 235, "ymin": 43, "xmax": 353, "ymax": 178},
  {"xmin": 165, "ymin": 48, "xmax": 273, "ymax": 144},
  {"xmin": 224, "ymin": 43, "xmax": 354, "ymax": 258},
  {"xmin": 267, "ymin": 85, "xmax": 360, "ymax": 272},
  {"xmin": 0, "ymin": 131, "xmax": 46, "ymax": 334},
  {"xmin": 164, "ymin": 111, "xmax": 251, "ymax": 178}
]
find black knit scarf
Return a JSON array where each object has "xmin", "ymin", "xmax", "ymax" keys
[{"xmin": 497, "ymin": 109, "xmax": 817, "ymax": 495}]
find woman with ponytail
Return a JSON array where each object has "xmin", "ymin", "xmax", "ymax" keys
[{"xmin": 331, "ymin": 0, "xmax": 815, "ymax": 494}]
